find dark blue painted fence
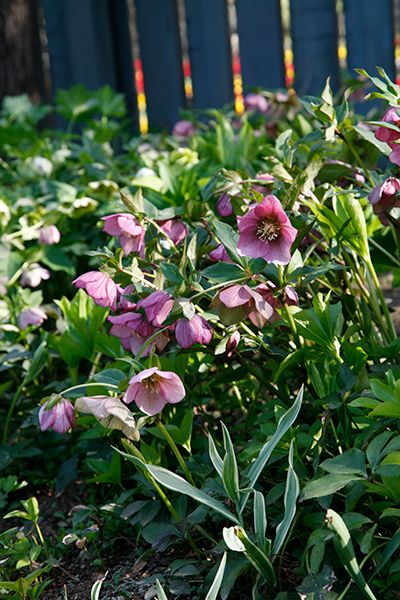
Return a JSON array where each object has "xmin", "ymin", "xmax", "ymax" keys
[{"xmin": 39, "ymin": 0, "xmax": 396, "ymax": 130}]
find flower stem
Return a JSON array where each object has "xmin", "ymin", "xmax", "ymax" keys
[
  {"xmin": 157, "ymin": 420, "xmax": 196, "ymax": 486},
  {"xmin": 2, "ymin": 383, "xmax": 23, "ymax": 444},
  {"xmin": 366, "ymin": 258, "xmax": 397, "ymax": 343},
  {"xmin": 122, "ymin": 441, "xmax": 181, "ymax": 522}
]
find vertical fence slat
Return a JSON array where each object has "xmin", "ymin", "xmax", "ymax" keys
[
  {"xmin": 344, "ymin": 0, "xmax": 395, "ymax": 80},
  {"xmin": 109, "ymin": 0, "xmax": 137, "ymax": 124},
  {"xmin": 42, "ymin": 0, "xmax": 117, "ymax": 93},
  {"xmin": 236, "ymin": 0, "xmax": 285, "ymax": 91},
  {"xmin": 290, "ymin": 0, "xmax": 340, "ymax": 96},
  {"xmin": 184, "ymin": 0, "xmax": 232, "ymax": 108},
  {"xmin": 135, "ymin": 0, "xmax": 184, "ymax": 130}
]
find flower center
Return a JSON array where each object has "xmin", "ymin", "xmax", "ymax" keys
[
  {"xmin": 142, "ymin": 374, "xmax": 160, "ymax": 393},
  {"xmin": 256, "ymin": 218, "xmax": 281, "ymax": 242}
]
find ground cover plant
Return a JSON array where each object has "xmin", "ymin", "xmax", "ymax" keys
[{"xmin": 1, "ymin": 69, "xmax": 400, "ymax": 599}]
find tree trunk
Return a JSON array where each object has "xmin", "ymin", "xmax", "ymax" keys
[{"xmin": 0, "ymin": 0, "xmax": 45, "ymax": 103}]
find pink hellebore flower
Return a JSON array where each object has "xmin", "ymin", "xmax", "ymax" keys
[
  {"xmin": 172, "ymin": 120, "xmax": 195, "ymax": 137},
  {"xmin": 102, "ymin": 213, "xmax": 145, "ymax": 256},
  {"xmin": 389, "ymin": 146, "xmax": 400, "ymax": 166},
  {"xmin": 368, "ymin": 177, "xmax": 400, "ymax": 224},
  {"xmin": 73, "ymin": 271, "xmax": 118, "ymax": 311},
  {"xmin": 124, "ymin": 367, "xmax": 186, "ymax": 416},
  {"xmin": 75, "ymin": 396, "xmax": 139, "ymax": 441},
  {"xmin": 244, "ymin": 93, "xmax": 270, "ymax": 114},
  {"xmin": 237, "ymin": 195, "xmax": 297, "ymax": 265},
  {"xmin": 252, "ymin": 173, "xmax": 275, "ymax": 194},
  {"xmin": 18, "ymin": 307, "xmax": 47, "ymax": 329},
  {"xmin": 20, "ymin": 264, "xmax": 50, "ymax": 288},
  {"xmin": 157, "ymin": 219, "xmax": 188, "ymax": 245},
  {"xmin": 117, "ymin": 284, "xmax": 136, "ymax": 311},
  {"xmin": 38, "ymin": 225, "xmax": 61, "ymax": 245},
  {"xmin": 226, "ymin": 330, "xmax": 240, "ymax": 357},
  {"xmin": 256, "ymin": 282, "xmax": 299, "ymax": 322},
  {"xmin": 137, "ymin": 291, "xmax": 174, "ymax": 327},
  {"xmin": 375, "ymin": 107, "xmax": 400, "ymax": 143},
  {"xmin": 175, "ymin": 314, "xmax": 213, "ymax": 348},
  {"xmin": 39, "ymin": 398, "xmax": 75, "ymax": 434},
  {"xmin": 108, "ymin": 312, "xmax": 169, "ymax": 356},
  {"xmin": 209, "ymin": 244, "xmax": 232, "ymax": 263},
  {"xmin": 216, "ymin": 193, "xmax": 233, "ymax": 217},
  {"xmin": 217, "ymin": 284, "xmax": 274, "ymax": 328}
]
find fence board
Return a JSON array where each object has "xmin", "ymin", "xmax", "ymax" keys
[
  {"xmin": 290, "ymin": 0, "xmax": 340, "ymax": 95},
  {"xmin": 236, "ymin": 0, "xmax": 285, "ymax": 91},
  {"xmin": 109, "ymin": 0, "xmax": 137, "ymax": 124},
  {"xmin": 344, "ymin": 0, "xmax": 395, "ymax": 80},
  {"xmin": 185, "ymin": 0, "xmax": 232, "ymax": 108},
  {"xmin": 42, "ymin": 0, "xmax": 117, "ymax": 93},
  {"xmin": 135, "ymin": 0, "xmax": 185, "ymax": 129}
]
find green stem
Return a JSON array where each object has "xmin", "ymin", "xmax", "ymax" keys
[
  {"xmin": 124, "ymin": 442, "xmax": 181, "ymax": 522},
  {"xmin": 2, "ymin": 383, "xmax": 23, "ymax": 444},
  {"xmin": 366, "ymin": 258, "xmax": 397, "ymax": 343},
  {"xmin": 190, "ymin": 277, "xmax": 249, "ymax": 301},
  {"xmin": 340, "ymin": 130, "xmax": 375, "ymax": 187},
  {"xmin": 62, "ymin": 382, "xmax": 119, "ymax": 396},
  {"xmin": 157, "ymin": 420, "xmax": 196, "ymax": 486},
  {"xmin": 369, "ymin": 236, "xmax": 400, "ymax": 268}
]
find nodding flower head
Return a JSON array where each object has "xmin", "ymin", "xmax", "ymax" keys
[
  {"xmin": 237, "ymin": 196, "xmax": 297, "ymax": 265},
  {"xmin": 123, "ymin": 367, "xmax": 186, "ymax": 416}
]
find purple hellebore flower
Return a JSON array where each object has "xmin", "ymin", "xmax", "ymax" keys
[
  {"xmin": 157, "ymin": 219, "xmax": 188, "ymax": 245},
  {"xmin": 73, "ymin": 271, "xmax": 118, "ymax": 311},
  {"xmin": 39, "ymin": 398, "xmax": 75, "ymax": 434},
  {"xmin": 175, "ymin": 314, "xmax": 213, "ymax": 348},
  {"xmin": 137, "ymin": 290, "xmax": 174, "ymax": 327},
  {"xmin": 38, "ymin": 225, "xmax": 61, "ymax": 245},
  {"xmin": 123, "ymin": 367, "xmax": 186, "ymax": 416},
  {"xmin": 217, "ymin": 284, "xmax": 274, "ymax": 328},
  {"xmin": 102, "ymin": 213, "xmax": 145, "ymax": 256},
  {"xmin": 244, "ymin": 93, "xmax": 270, "ymax": 114},
  {"xmin": 18, "ymin": 307, "xmax": 47, "ymax": 329},
  {"xmin": 108, "ymin": 312, "xmax": 169, "ymax": 356},
  {"xmin": 172, "ymin": 120, "xmax": 195, "ymax": 137},
  {"xmin": 209, "ymin": 244, "xmax": 232, "ymax": 263},
  {"xmin": 117, "ymin": 284, "xmax": 136, "ymax": 311},
  {"xmin": 237, "ymin": 195, "xmax": 297, "ymax": 265},
  {"xmin": 389, "ymin": 145, "xmax": 400, "ymax": 166},
  {"xmin": 75, "ymin": 395, "xmax": 139, "ymax": 441},
  {"xmin": 368, "ymin": 177, "xmax": 400, "ymax": 224},
  {"xmin": 375, "ymin": 107, "xmax": 400, "ymax": 143},
  {"xmin": 20, "ymin": 264, "xmax": 50, "ymax": 288},
  {"xmin": 216, "ymin": 194, "xmax": 233, "ymax": 217},
  {"xmin": 226, "ymin": 330, "xmax": 240, "ymax": 356}
]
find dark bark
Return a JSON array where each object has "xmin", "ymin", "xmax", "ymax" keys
[{"xmin": 0, "ymin": 0, "xmax": 45, "ymax": 102}]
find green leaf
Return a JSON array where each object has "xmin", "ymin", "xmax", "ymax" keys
[
  {"xmin": 235, "ymin": 527, "xmax": 276, "ymax": 587},
  {"xmin": 205, "ymin": 552, "xmax": 227, "ymax": 600},
  {"xmin": 247, "ymin": 387, "xmax": 303, "ymax": 489},
  {"xmin": 301, "ymin": 474, "xmax": 363, "ymax": 501},
  {"xmin": 208, "ymin": 434, "xmax": 223, "ymax": 478},
  {"xmin": 156, "ymin": 579, "xmax": 169, "ymax": 600},
  {"xmin": 319, "ymin": 449, "xmax": 367, "ymax": 477},
  {"xmin": 325, "ymin": 509, "xmax": 377, "ymax": 600},
  {"xmin": 221, "ymin": 423, "xmax": 240, "ymax": 504},
  {"xmin": 353, "ymin": 125, "xmax": 391, "ymax": 155},
  {"xmin": 253, "ymin": 491, "xmax": 267, "ymax": 551},
  {"xmin": 212, "ymin": 219, "xmax": 243, "ymax": 265},
  {"xmin": 160, "ymin": 263, "xmax": 184, "ymax": 286},
  {"xmin": 370, "ymin": 402, "xmax": 400, "ymax": 418},
  {"xmin": 91, "ymin": 572, "xmax": 108, "ymax": 600},
  {"xmin": 117, "ymin": 449, "xmax": 239, "ymax": 523},
  {"xmin": 202, "ymin": 263, "xmax": 245, "ymax": 283},
  {"xmin": 42, "ymin": 246, "xmax": 75, "ymax": 275},
  {"xmin": 272, "ymin": 441, "xmax": 299, "ymax": 556}
]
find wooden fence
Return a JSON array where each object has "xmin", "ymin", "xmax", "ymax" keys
[{"xmin": 1, "ymin": 0, "xmax": 398, "ymax": 130}]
